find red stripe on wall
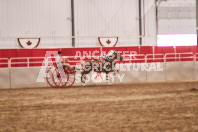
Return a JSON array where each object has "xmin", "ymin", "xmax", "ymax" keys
[
  {"xmin": 0, "ymin": 46, "xmax": 197, "ymax": 59},
  {"xmin": 140, "ymin": 46, "xmax": 153, "ymax": 54},
  {"xmin": 155, "ymin": 46, "xmax": 175, "ymax": 54}
]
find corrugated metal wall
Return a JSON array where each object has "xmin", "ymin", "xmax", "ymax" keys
[
  {"xmin": 74, "ymin": 0, "xmax": 140, "ymax": 47},
  {"xmin": 142, "ymin": 0, "xmax": 157, "ymax": 46},
  {"xmin": 158, "ymin": 0, "xmax": 196, "ymax": 34},
  {"xmin": 0, "ymin": 0, "xmax": 72, "ymax": 48},
  {"xmin": 0, "ymin": 0, "xmax": 158, "ymax": 48}
]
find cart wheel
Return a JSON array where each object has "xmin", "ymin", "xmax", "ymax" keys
[
  {"xmin": 46, "ymin": 66, "xmax": 56, "ymax": 88},
  {"xmin": 52, "ymin": 67, "xmax": 68, "ymax": 88}
]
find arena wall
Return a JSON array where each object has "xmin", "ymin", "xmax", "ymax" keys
[
  {"xmin": 0, "ymin": 61, "xmax": 197, "ymax": 89},
  {"xmin": 0, "ymin": 45, "xmax": 197, "ymax": 89},
  {"xmin": 0, "ymin": 46, "xmax": 197, "ymax": 59},
  {"xmin": 0, "ymin": 0, "xmax": 72, "ymax": 48},
  {"xmin": 195, "ymin": 62, "xmax": 198, "ymax": 80},
  {"xmin": 0, "ymin": 0, "xmax": 157, "ymax": 48},
  {"xmin": 146, "ymin": 63, "xmax": 166, "ymax": 82},
  {"xmin": 0, "ymin": 68, "xmax": 10, "ymax": 89},
  {"xmin": 158, "ymin": 0, "xmax": 196, "ymax": 34},
  {"xmin": 0, "ymin": 0, "xmax": 196, "ymax": 48},
  {"xmin": 166, "ymin": 62, "xmax": 195, "ymax": 81},
  {"xmin": 10, "ymin": 67, "xmax": 47, "ymax": 88}
]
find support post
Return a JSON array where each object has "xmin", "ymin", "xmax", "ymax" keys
[
  {"xmin": 196, "ymin": 0, "xmax": 198, "ymax": 45},
  {"xmin": 139, "ymin": 0, "xmax": 142, "ymax": 46},
  {"xmin": 71, "ymin": 0, "xmax": 75, "ymax": 47},
  {"xmin": 155, "ymin": 0, "xmax": 158, "ymax": 35}
]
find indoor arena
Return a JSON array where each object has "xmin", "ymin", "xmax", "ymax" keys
[{"xmin": 0, "ymin": 0, "xmax": 198, "ymax": 131}]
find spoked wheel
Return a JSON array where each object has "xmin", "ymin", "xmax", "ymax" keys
[
  {"xmin": 52, "ymin": 67, "xmax": 68, "ymax": 88},
  {"xmin": 63, "ymin": 66, "xmax": 76, "ymax": 88},
  {"xmin": 46, "ymin": 65, "xmax": 75, "ymax": 88},
  {"xmin": 46, "ymin": 66, "xmax": 57, "ymax": 88}
]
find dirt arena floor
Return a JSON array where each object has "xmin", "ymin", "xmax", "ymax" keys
[{"xmin": 0, "ymin": 81, "xmax": 198, "ymax": 132}]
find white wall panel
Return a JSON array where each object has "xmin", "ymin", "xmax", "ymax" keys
[
  {"xmin": 119, "ymin": 63, "xmax": 147, "ymax": 83},
  {"xmin": 159, "ymin": 0, "xmax": 195, "ymax": 7},
  {"xmin": 142, "ymin": 0, "xmax": 157, "ymax": 46},
  {"xmin": 166, "ymin": 62, "xmax": 195, "ymax": 81},
  {"xmin": 146, "ymin": 63, "xmax": 165, "ymax": 82},
  {"xmin": 10, "ymin": 67, "xmax": 48, "ymax": 88},
  {"xmin": 158, "ymin": 0, "xmax": 196, "ymax": 35},
  {"xmin": 0, "ymin": 38, "xmax": 73, "ymax": 49},
  {"xmin": 158, "ymin": 19, "xmax": 196, "ymax": 34},
  {"xmin": 0, "ymin": 0, "xmax": 72, "ymax": 48},
  {"xmin": 1, "ymin": 62, "xmax": 198, "ymax": 89},
  {"xmin": 194, "ymin": 62, "xmax": 198, "ymax": 80},
  {"xmin": 0, "ymin": 0, "xmax": 7, "ymax": 37},
  {"xmin": 74, "ymin": 0, "xmax": 140, "ymax": 47},
  {"xmin": 0, "ymin": 68, "xmax": 10, "ymax": 89},
  {"xmin": 0, "ymin": 0, "xmax": 163, "ymax": 48}
]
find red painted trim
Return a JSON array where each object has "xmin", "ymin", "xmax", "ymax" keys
[
  {"xmin": 18, "ymin": 38, "xmax": 40, "ymax": 49},
  {"xmin": 98, "ymin": 37, "xmax": 118, "ymax": 47},
  {"xmin": 0, "ymin": 46, "xmax": 198, "ymax": 68},
  {"xmin": 0, "ymin": 46, "xmax": 197, "ymax": 59}
]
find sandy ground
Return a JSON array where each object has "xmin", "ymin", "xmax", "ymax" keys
[{"xmin": 0, "ymin": 81, "xmax": 198, "ymax": 132}]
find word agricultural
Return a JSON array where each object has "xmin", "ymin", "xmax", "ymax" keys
[{"xmin": 36, "ymin": 50, "xmax": 164, "ymax": 88}]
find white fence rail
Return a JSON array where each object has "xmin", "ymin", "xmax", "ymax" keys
[
  {"xmin": 0, "ymin": 58, "xmax": 9, "ymax": 68},
  {"xmin": 164, "ymin": 52, "xmax": 194, "ymax": 62},
  {"xmin": 0, "ymin": 52, "xmax": 197, "ymax": 68},
  {"xmin": 145, "ymin": 54, "xmax": 164, "ymax": 63},
  {"xmin": 10, "ymin": 57, "xmax": 45, "ymax": 67}
]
